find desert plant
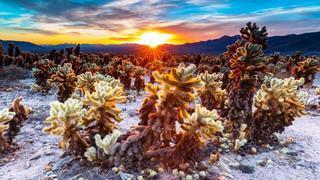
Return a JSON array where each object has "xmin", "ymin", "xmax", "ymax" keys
[
  {"xmin": 79, "ymin": 62, "xmax": 100, "ymax": 74},
  {"xmin": 76, "ymin": 72, "xmax": 113, "ymax": 95},
  {"xmin": 111, "ymin": 63, "xmax": 204, "ymax": 168},
  {"xmin": 291, "ymin": 58, "xmax": 320, "ymax": 86},
  {"xmin": 198, "ymin": 71, "xmax": 227, "ymax": 111},
  {"xmin": 81, "ymin": 80, "xmax": 126, "ymax": 136},
  {"xmin": 240, "ymin": 22, "xmax": 268, "ymax": 50},
  {"xmin": 138, "ymin": 83, "xmax": 159, "ymax": 125},
  {"xmin": 228, "ymin": 42, "xmax": 268, "ymax": 138},
  {"xmin": 49, "ymin": 63, "xmax": 77, "ymax": 102},
  {"xmin": 152, "ymin": 104, "xmax": 224, "ymax": 168},
  {"xmin": 43, "ymin": 98, "xmax": 89, "ymax": 154},
  {"xmin": 0, "ymin": 108, "xmax": 15, "ymax": 149},
  {"xmin": 32, "ymin": 59, "xmax": 56, "ymax": 93},
  {"xmin": 248, "ymin": 77, "xmax": 306, "ymax": 142},
  {"xmin": 118, "ymin": 61, "xmax": 134, "ymax": 89},
  {"xmin": 133, "ymin": 66, "xmax": 146, "ymax": 95},
  {"xmin": 6, "ymin": 97, "xmax": 30, "ymax": 144}
]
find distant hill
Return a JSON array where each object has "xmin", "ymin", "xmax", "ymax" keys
[
  {"xmin": 1, "ymin": 31, "xmax": 320, "ymax": 55},
  {"xmin": 0, "ymin": 40, "xmax": 49, "ymax": 53}
]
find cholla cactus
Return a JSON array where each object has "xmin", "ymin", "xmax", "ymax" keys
[
  {"xmin": 133, "ymin": 66, "xmax": 146, "ymax": 95},
  {"xmin": 198, "ymin": 71, "xmax": 227, "ymax": 111},
  {"xmin": 76, "ymin": 72, "xmax": 113, "ymax": 95},
  {"xmin": 111, "ymin": 63, "xmax": 204, "ymax": 168},
  {"xmin": 0, "ymin": 109, "xmax": 15, "ymax": 147},
  {"xmin": 138, "ymin": 83, "xmax": 159, "ymax": 125},
  {"xmin": 79, "ymin": 62, "xmax": 100, "ymax": 74},
  {"xmin": 234, "ymin": 124, "xmax": 247, "ymax": 150},
  {"xmin": 32, "ymin": 59, "xmax": 56, "ymax": 93},
  {"xmin": 291, "ymin": 58, "xmax": 320, "ymax": 86},
  {"xmin": 153, "ymin": 63, "xmax": 203, "ymax": 114},
  {"xmin": 84, "ymin": 147, "xmax": 97, "ymax": 162},
  {"xmin": 49, "ymin": 63, "xmax": 77, "ymax": 102},
  {"xmin": 228, "ymin": 42, "xmax": 268, "ymax": 138},
  {"xmin": 240, "ymin": 22, "xmax": 268, "ymax": 49},
  {"xmin": 43, "ymin": 99, "xmax": 89, "ymax": 153},
  {"xmin": 82, "ymin": 81, "xmax": 126, "ymax": 135},
  {"xmin": 76, "ymin": 72, "xmax": 97, "ymax": 95},
  {"xmin": 6, "ymin": 97, "xmax": 30, "ymax": 144},
  {"xmin": 248, "ymin": 77, "xmax": 306, "ymax": 142},
  {"xmin": 152, "ymin": 104, "xmax": 224, "ymax": 168},
  {"xmin": 118, "ymin": 61, "xmax": 134, "ymax": 89},
  {"xmin": 229, "ymin": 42, "xmax": 267, "ymax": 83},
  {"xmin": 95, "ymin": 130, "xmax": 121, "ymax": 155}
]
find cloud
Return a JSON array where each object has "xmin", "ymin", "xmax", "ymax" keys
[
  {"xmin": 8, "ymin": 27, "xmax": 61, "ymax": 35},
  {"xmin": 0, "ymin": 0, "xmax": 320, "ymax": 44}
]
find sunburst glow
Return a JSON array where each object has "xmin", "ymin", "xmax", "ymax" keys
[{"xmin": 137, "ymin": 32, "xmax": 172, "ymax": 48}]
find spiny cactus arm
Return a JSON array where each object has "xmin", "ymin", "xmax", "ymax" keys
[
  {"xmin": 84, "ymin": 147, "xmax": 97, "ymax": 162},
  {"xmin": 182, "ymin": 104, "xmax": 224, "ymax": 141},
  {"xmin": 95, "ymin": 130, "xmax": 121, "ymax": 154},
  {"xmin": 0, "ymin": 108, "xmax": 15, "ymax": 135}
]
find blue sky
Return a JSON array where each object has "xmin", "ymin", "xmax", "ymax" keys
[{"xmin": 0, "ymin": 0, "xmax": 319, "ymax": 44}]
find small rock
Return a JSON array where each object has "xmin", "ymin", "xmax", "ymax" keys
[
  {"xmin": 239, "ymin": 159, "xmax": 255, "ymax": 173},
  {"xmin": 280, "ymin": 147, "xmax": 289, "ymax": 155},
  {"xmin": 44, "ymin": 164, "xmax": 53, "ymax": 172},
  {"xmin": 257, "ymin": 159, "xmax": 267, "ymax": 167},
  {"xmin": 229, "ymin": 162, "xmax": 240, "ymax": 169},
  {"xmin": 119, "ymin": 172, "xmax": 134, "ymax": 180},
  {"xmin": 24, "ymin": 161, "xmax": 31, "ymax": 169},
  {"xmin": 267, "ymin": 159, "xmax": 273, "ymax": 165},
  {"xmin": 250, "ymin": 147, "xmax": 257, "ymax": 154},
  {"xmin": 44, "ymin": 150, "xmax": 53, "ymax": 156},
  {"xmin": 235, "ymin": 155, "xmax": 242, "ymax": 161}
]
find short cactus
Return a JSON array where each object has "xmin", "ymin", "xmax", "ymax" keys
[
  {"xmin": 43, "ymin": 98, "xmax": 89, "ymax": 153},
  {"xmin": 49, "ymin": 63, "xmax": 77, "ymax": 102},
  {"xmin": 248, "ymin": 77, "xmax": 306, "ymax": 142},
  {"xmin": 82, "ymin": 81, "xmax": 126, "ymax": 135}
]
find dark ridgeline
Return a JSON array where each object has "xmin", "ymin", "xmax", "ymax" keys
[{"xmin": 1, "ymin": 31, "xmax": 320, "ymax": 55}]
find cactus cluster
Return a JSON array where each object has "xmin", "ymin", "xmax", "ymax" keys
[
  {"xmin": 0, "ymin": 97, "xmax": 29, "ymax": 151},
  {"xmin": 291, "ymin": 58, "xmax": 320, "ymax": 86},
  {"xmin": 198, "ymin": 71, "xmax": 227, "ymax": 111},
  {"xmin": 109, "ymin": 63, "xmax": 225, "ymax": 170},
  {"xmin": 43, "ymin": 77, "xmax": 126, "ymax": 159},
  {"xmin": 248, "ymin": 77, "xmax": 306, "ymax": 142},
  {"xmin": 32, "ymin": 59, "xmax": 56, "ymax": 93},
  {"xmin": 48, "ymin": 63, "xmax": 77, "ymax": 102}
]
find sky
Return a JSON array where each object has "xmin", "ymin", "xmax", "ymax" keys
[{"xmin": 0, "ymin": 0, "xmax": 319, "ymax": 45}]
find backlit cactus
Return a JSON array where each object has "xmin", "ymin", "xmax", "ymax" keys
[
  {"xmin": 111, "ymin": 63, "xmax": 205, "ymax": 168},
  {"xmin": 248, "ymin": 77, "xmax": 306, "ymax": 142},
  {"xmin": 49, "ymin": 63, "xmax": 77, "ymax": 102},
  {"xmin": 291, "ymin": 58, "xmax": 320, "ymax": 86},
  {"xmin": 32, "ymin": 59, "xmax": 56, "ymax": 93},
  {"xmin": 43, "ymin": 98, "xmax": 89, "ymax": 153},
  {"xmin": 198, "ymin": 71, "xmax": 227, "ymax": 111},
  {"xmin": 154, "ymin": 104, "xmax": 224, "ymax": 168},
  {"xmin": 133, "ymin": 66, "xmax": 146, "ymax": 95},
  {"xmin": 82, "ymin": 81, "xmax": 126, "ymax": 135}
]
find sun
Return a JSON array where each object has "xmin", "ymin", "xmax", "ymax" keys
[{"xmin": 137, "ymin": 32, "xmax": 171, "ymax": 48}]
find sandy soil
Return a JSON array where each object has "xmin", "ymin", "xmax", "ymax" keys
[{"xmin": 0, "ymin": 72, "xmax": 319, "ymax": 180}]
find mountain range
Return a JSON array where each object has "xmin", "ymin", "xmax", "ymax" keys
[{"xmin": 1, "ymin": 31, "xmax": 320, "ymax": 55}]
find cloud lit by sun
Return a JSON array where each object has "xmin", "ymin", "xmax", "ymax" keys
[{"xmin": 137, "ymin": 32, "xmax": 172, "ymax": 48}]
